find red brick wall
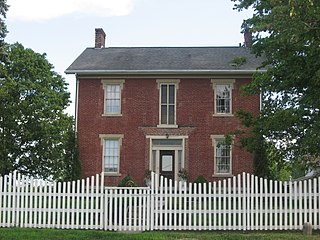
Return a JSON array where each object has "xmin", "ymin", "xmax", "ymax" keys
[{"xmin": 77, "ymin": 77, "xmax": 260, "ymax": 186}]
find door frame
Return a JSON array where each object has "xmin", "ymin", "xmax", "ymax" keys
[{"xmin": 147, "ymin": 136, "xmax": 187, "ymax": 181}]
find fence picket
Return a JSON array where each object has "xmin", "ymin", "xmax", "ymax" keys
[
  {"xmin": 0, "ymin": 171, "xmax": 319, "ymax": 232},
  {"xmin": 232, "ymin": 177, "xmax": 236, "ymax": 231},
  {"xmin": 314, "ymin": 178, "xmax": 318, "ymax": 229},
  {"xmin": 235, "ymin": 174, "xmax": 240, "ymax": 230},
  {"xmin": 289, "ymin": 180, "xmax": 293, "ymax": 230},
  {"xmin": 218, "ymin": 181, "xmax": 223, "ymax": 230},
  {"xmin": 212, "ymin": 181, "xmax": 216, "ymax": 230},
  {"xmin": 283, "ymin": 181, "xmax": 288, "ymax": 230},
  {"xmin": 299, "ymin": 181, "xmax": 303, "ymax": 229},
  {"xmin": 250, "ymin": 175, "xmax": 254, "ymax": 231},
  {"xmin": 308, "ymin": 179, "xmax": 312, "ymax": 224},
  {"xmin": 208, "ymin": 181, "xmax": 212, "ymax": 230},
  {"xmin": 188, "ymin": 182, "xmax": 192, "ymax": 230}
]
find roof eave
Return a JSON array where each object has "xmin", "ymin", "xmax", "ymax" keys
[{"xmin": 65, "ymin": 69, "xmax": 266, "ymax": 75}]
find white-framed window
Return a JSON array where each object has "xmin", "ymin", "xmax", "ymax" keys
[
  {"xmin": 157, "ymin": 79, "xmax": 180, "ymax": 127},
  {"xmin": 99, "ymin": 134, "xmax": 123, "ymax": 175},
  {"xmin": 211, "ymin": 79, "xmax": 235, "ymax": 115},
  {"xmin": 101, "ymin": 80, "xmax": 125, "ymax": 116},
  {"xmin": 211, "ymin": 135, "xmax": 232, "ymax": 176}
]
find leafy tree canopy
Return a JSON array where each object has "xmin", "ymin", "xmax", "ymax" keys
[
  {"xmin": 0, "ymin": 43, "xmax": 80, "ymax": 180},
  {"xmin": 0, "ymin": 0, "xmax": 8, "ymax": 61},
  {"xmin": 232, "ymin": 0, "xmax": 320, "ymax": 176}
]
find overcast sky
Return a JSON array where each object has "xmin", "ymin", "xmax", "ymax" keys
[{"xmin": 6, "ymin": 0, "xmax": 252, "ymax": 115}]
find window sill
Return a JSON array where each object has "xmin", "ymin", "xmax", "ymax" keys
[
  {"xmin": 103, "ymin": 172, "xmax": 122, "ymax": 177},
  {"xmin": 102, "ymin": 113, "xmax": 122, "ymax": 117},
  {"xmin": 212, "ymin": 174, "xmax": 233, "ymax": 178},
  {"xmin": 212, "ymin": 113, "xmax": 234, "ymax": 117},
  {"xmin": 157, "ymin": 124, "xmax": 179, "ymax": 129}
]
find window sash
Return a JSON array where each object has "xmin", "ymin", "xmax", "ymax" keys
[
  {"xmin": 215, "ymin": 141, "xmax": 231, "ymax": 174},
  {"xmin": 104, "ymin": 139, "xmax": 120, "ymax": 173},
  {"xmin": 106, "ymin": 85, "xmax": 121, "ymax": 114},
  {"xmin": 160, "ymin": 84, "xmax": 176, "ymax": 125},
  {"xmin": 216, "ymin": 84, "xmax": 231, "ymax": 113}
]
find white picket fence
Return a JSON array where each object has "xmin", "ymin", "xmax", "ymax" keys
[{"xmin": 0, "ymin": 171, "xmax": 319, "ymax": 231}]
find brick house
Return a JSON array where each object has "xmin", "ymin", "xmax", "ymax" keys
[{"xmin": 66, "ymin": 28, "xmax": 262, "ymax": 186}]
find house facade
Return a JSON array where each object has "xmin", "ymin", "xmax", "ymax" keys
[{"xmin": 66, "ymin": 28, "xmax": 262, "ymax": 186}]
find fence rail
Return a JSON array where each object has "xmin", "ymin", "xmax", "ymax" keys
[{"xmin": 0, "ymin": 171, "xmax": 319, "ymax": 231}]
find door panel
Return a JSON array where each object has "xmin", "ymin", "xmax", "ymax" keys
[{"xmin": 160, "ymin": 150, "xmax": 175, "ymax": 181}]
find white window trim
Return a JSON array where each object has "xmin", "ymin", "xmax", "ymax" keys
[
  {"xmin": 211, "ymin": 79, "xmax": 235, "ymax": 117},
  {"xmin": 156, "ymin": 79, "xmax": 180, "ymax": 128},
  {"xmin": 211, "ymin": 135, "xmax": 233, "ymax": 177},
  {"xmin": 101, "ymin": 79, "xmax": 125, "ymax": 117},
  {"xmin": 99, "ymin": 134, "xmax": 124, "ymax": 176}
]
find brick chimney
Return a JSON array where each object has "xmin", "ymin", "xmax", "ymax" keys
[
  {"xmin": 95, "ymin": 28, "xmax": 106, "ymax": 48},
  {"xmin": 244, "ymin": 29, "xmax": 252, "ymax": 47}
]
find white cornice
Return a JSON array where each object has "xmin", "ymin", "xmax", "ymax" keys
[{"xmin": 65, "ymin": 69, "xmax": 266, "ymax": 75}]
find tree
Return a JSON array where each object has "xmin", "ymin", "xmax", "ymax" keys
[
  {"xmin": 60, "ymin": 119, "xmax": 81, "ymax": 181},
  {"xmin": 0, "ymin": 43, "xmax": 80, "ymax": 180},
  {"xmin": 0, "ymin": 0, "xmax": 8, "ymax": 61},
  {"xmin": 232, "ymin": 0, "xmax": 320, "ymax": 177}
]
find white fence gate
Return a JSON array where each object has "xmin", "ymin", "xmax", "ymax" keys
[{"xmin": 0, "ymin": 171, "xmax": 319, "ymax": 231}]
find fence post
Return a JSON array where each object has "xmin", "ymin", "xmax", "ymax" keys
[{"xmin": 303, "ymin": 222, "xmax": 312, "ymax": 235}]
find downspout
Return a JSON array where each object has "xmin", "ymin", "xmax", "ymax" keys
[{"xmin": 75, "ymin": 75, "xmax": 79, "ymax": 133}]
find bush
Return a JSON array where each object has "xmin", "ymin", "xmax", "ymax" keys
[
  {"xmin": 118, "ymin": 175, "xmax": 137, "ymax": 187},
  {"xmin": 193, "ymin": 175, "xmax": 208, "ymax": 184},
  {"xmin": 192, "ymin": 175, "xmax": 209, "ymax": 193}
]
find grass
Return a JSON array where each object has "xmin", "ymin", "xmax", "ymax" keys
[{"xmin": 0, "ymin": 228, "xmax": 319, "ymax": 240}]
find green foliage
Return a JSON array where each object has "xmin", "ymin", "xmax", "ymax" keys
[
  {"xmin": 144, "ymin": 169, "xmax": 151, "ymax": 179},
  {"xmin": 0, "ymin": 0, "xmax": 8, "ymax": 62},
  {"xmin": 230, "ymin": 56, "xmax": 247, "ymax": 68},
  {"xmin": 232, "ymin": 0, "xmax": 320, "ymax": 173},
  {"xmin": 118, "ymin": 175, "xmax": 137, "ymax": 187},
  {"xmin": 178, "ymin": 168, "xmax": 188, "ymax": 180},
  {"xmin": 59, "ymin": 121, "xmax": 81, "ymax": 181},
  {"xmin": 193, "ymin": 175, "xmax": 208, "ymax": 184},
  {"xmin": 0, "ymin": 43, "xmax": 78, "ymax": 180},
  {"xmin": 193, "ymin": 175, "xmax": 209, "ymax": 193}
]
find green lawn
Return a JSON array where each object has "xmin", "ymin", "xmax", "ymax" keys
[{"xmin": 0, "ymin": 228, "xmax": 319, "ymax": 240}]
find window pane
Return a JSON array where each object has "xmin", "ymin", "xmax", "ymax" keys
[
  {"xmin": 216, "ymin": 85, "xmax": 230, "ymax": 98},
  {"xmin": 169, "ymin": 105, "xmax": 175, "ymax": 124},
  {"xmin": 152, "ymin": 150, "xmax": 157, "ymax": 172},
  {"xmin": 224, "ymin": 99, "xmax": 230, "ymax": 113},
  {"xmin": 152, "ymin": 139, "xmax": 182, "ymax": 146},
  {"xmin": 169, "ymin": 85, "xmax": 175, "ymax": 104},
  {"xmin": 161, "ymin": 105, "xmax": 167, "ymax": 124},
  {"xmin": 162, "ymin": 155, "xmax": 173, "ymax": 171},
  {"xmin": 161, "ymin": 85, "xmax": 167, "ymax": 104},
  {"xmin": 178, "ymin": 150, "xmax": 183, "ymax": 170}
]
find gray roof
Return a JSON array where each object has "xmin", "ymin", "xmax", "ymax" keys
[{"xmin": 65, "ymin": 47, "xmax": 263, "ymax": 75}]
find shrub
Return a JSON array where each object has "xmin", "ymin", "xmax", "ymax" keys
[
  {"xmin": 193, "ymin": 175, "xmax": 208, "ymax": 184},
  {"xmin": 118, "ymin": 175, "xmax": 137, "ymax": 187},
  {"xmin": 192, "ymin": 175, "xmax": 209, "ymax": 193}
]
